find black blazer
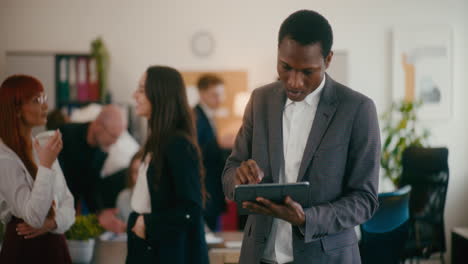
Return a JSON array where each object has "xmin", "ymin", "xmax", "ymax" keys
[
  {"xmin": 58, "ymin": 122, "xmax": 108, "ymax": 213},
  {"xmin": 126, "ymin": 135, "xmax": 208, "ymax": 264},
  {"xmin": 194, "ymin": 105, "xmax": 227, "ymax": 230}
]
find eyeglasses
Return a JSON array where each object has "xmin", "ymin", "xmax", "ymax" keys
[{"xmin": 32, "ymin": 94, "xmax": 48, "ymax": 105}]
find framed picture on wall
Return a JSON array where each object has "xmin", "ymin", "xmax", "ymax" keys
[{"xmin": 392, "ymin": 26, "xmax": 453, "ymax": 120}]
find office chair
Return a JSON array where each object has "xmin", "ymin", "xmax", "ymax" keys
[
  {"xmin": 360, "ymin": 185, "xmax": 412, "ymax": 264},
  {"xmin": 400, "ymin": 146, "xmax": 449, "ymax": 264}
]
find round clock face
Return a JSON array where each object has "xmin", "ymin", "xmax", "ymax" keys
[{"xmin": 191, "ymin": 31, "xmax": 215, "ymax": 57}]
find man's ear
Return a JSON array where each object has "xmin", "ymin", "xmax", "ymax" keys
[{"xmin": 324, "ymin": 51, "xmax": 334, "ymax": 69}]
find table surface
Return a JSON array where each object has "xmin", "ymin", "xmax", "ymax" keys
[
  {"xmin": 208, "ymin": 232, "xmax": 243, "ymax": 264},
  {"xmin": 92, "ymin": 240, "xmax": 127, "ymax": 264},
  {"xmin": 452, "ymin": 227, "xmax": 468, "ymax": 239},
  {"xmin": 208, "ymin": 231, "xmax": 244, "ymax": 248},
  {"xmin": 90, "ymin": 231, "xmax": 244, "ymax": 264}
]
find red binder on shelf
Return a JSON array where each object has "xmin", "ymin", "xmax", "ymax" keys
[
  {"xmin": 88, "ymin": 58, "xmax": 100, "ymax": 101},
  {"xmin": 77, "ymin": 57, "xmax": 89, "ymax": 102}
]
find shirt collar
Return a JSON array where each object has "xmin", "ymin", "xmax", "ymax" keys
[
  {"xmin": 199, "ymin": 102, "xmax": 216, "ymax": 120},
  {"xmin": 285, "ymin": 74, "xmax": 326, "ymax": 107}
]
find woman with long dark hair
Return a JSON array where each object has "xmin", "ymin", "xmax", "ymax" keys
[
  {"xmin": 0, "ymin": 75, "xmax": 74, "ymax": 263},
  {"xmin": 126, "ymin": 66, "xmax": 209, "ymax": 263}
]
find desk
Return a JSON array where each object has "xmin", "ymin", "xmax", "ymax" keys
[
  {"xmin": 88, "ymin": 232, "xmax": 243, "ymax": 264},
  {"xmin": 209, "ymin": 232, "xmax": 243, "ymax": 264},
  {"xmin": 452, "ymin": 227, "xmax": 468, "ymax": 264},
  {"xmin": 92, "ymin": 240, "xmax": 126, "ymax": 264}
]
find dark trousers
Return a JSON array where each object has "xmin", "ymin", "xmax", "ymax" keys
[
  {"xmin": 126, "ymin": 212, "xmax": 157, "ymax": 264},
  {"xmin": 126, "ymin": 211, "xmax": 209, "ymax": 264}
]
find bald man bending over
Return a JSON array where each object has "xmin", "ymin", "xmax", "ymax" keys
[{"xmin": 58, "ymin": 105, "xmax": 127, "ymax": 233}]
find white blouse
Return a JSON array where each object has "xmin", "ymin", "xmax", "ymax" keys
[
  {"xmin": 0, "ymin": 139, "xmax": 75, "ymax": 234},
  {"xmin": 130, "ymin": 155, "xmax": 152, "ymax": 214}
]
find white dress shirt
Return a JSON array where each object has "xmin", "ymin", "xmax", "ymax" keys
[
  {"xmin": 0, "ymin": 139, "xmax": 75, "ymax": 234},
  {"xmin": 262, "ymin": 75, "xmax": 326, "ymax": 263},
  {"xmin": 130, "ymin": 155, "xmax": 152, "ymax": 214}
]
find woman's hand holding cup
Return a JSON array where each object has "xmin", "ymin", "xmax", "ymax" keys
[{"xmin": 34, "ymin": 130, "xmax": 63, "ymax": 169}]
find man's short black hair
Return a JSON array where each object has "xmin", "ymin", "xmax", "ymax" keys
[{"xmin": 278, "ymin": 10, "xmax": 333, "ymax": 58}]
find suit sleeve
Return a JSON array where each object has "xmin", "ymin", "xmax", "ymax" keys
[
  {"xmin": 143, "ymin": 137, "xmax": 203, "ymax": 241},
  {"xmin": 222, "ymin": 90, "xmax": 255, "ymax": 200},
  {"xmin": 301, "ymin": 98, "xmax": 380, "ymax": 242}
]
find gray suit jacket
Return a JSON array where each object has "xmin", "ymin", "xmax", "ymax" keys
[{"xmin": 222, "ymin": 75, "xmax": 381, "ymax": 263}]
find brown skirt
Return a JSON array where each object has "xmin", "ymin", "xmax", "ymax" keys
[{"xmin": 0, "ymin": 216, "xmax": 71, "ymax": 264}]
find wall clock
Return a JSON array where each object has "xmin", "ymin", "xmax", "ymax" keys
[{"xmin": 191, "ymin": 31, "xmax": 215, "ymax": 57}]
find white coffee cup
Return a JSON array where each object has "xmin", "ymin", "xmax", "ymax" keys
[{"xmin": 36, "ymin": 130, "xmax": 56, "ymax": 146}]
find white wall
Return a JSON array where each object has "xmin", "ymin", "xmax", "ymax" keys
[{"xmin": 1, "ymin": 0, "xmax": 467, "ymax": 261}]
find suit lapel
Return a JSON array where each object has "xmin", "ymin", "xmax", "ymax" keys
[
  {"xmin": 195, "ymin": 104, "xmax": 215, "ymax": 137},
  {"xmin": 297, "ymin": 75, "xmax": 338, "ymax": 182},
  {"xmin": 268, "ymin": 82, "xmax": 287, "ymax": 183}
]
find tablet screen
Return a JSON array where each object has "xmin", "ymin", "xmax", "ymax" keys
[{"xmin": 234, "ymin": 182, "xmax": 310, "ymax": 214}]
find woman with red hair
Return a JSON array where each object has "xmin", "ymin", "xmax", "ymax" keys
[{"xmin": 0, "ymin": 75, "xmax": 75, "ymax": 263}]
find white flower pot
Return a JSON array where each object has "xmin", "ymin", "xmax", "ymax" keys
[{"xmin": 67, "ymin": 238, "xmax": 95, "ymax": 263}]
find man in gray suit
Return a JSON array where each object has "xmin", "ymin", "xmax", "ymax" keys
[{"xmin": 222, "ymin": 10, "xmax": 380, "ymax": 263}]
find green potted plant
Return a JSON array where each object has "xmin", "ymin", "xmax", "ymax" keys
[
  {"xmin": 66, "ymin": 214, "xmax": 104, "ymax": 263},
  {"xmin": 380, "ymin": 100, "xmax": 430, "ymax": 187},
  {"xmin": 90, "ymin": 37, "xmax": 110, "ymax": 103}
]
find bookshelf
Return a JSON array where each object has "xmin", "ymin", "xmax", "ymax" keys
[
  {"xmin": 5, "ymin": 51, "xmax": 105, "ymax": 115},
  {"xmin": 55, "ymin": 53, "xmax": 103, "ymax": 114}
]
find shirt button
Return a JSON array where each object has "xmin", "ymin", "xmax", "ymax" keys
[{"xmin": 185, "ymin": 214, "xmax": 190, "ymax": 219}]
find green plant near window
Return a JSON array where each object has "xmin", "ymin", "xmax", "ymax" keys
[
  {"xmin": 65, "ymin": 214, "xmax": 104, "ymax": 241},
  {"xmin": 91, "ymin": 37, "xmax": 110, "ymax": 103},
  {"xmin": 380, "ymin": 100, "xmax": 430, "ymax": 187}
]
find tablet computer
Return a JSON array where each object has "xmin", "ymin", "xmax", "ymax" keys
[{"xmin": 234, "ymin": 182, "xmax": 310, "ymax": 215}]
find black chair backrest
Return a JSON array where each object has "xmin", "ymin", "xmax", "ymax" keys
[{"xmin": 400, "ymin": 146, "xmax": 449, "ymax": 256}]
